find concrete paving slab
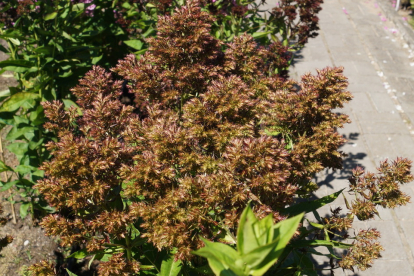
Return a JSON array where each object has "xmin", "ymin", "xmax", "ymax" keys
[{"xmin": 289, "ymin": 0, "xmax": 414, "ymax": 273}]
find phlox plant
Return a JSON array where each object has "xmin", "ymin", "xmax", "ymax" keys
[
  {"xmin": 0, "ymin": 0, "xmax": 323, "ymax": 222},
  {"xmin": 20, "ymin": 2, "xmax": 414, "ymax": 275}
]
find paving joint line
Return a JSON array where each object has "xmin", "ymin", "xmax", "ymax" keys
[{"xmin": 339, "ymin": 0, "xmax": 414, "ymax": 271}]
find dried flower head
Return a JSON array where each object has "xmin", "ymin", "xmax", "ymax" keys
[
  {"xmin": 38, "ymin": 1, "xmax": 352, "ymax": 261},
  {"xmin": 27, "ymin": 260, "xmax": 56, "ymax": 276},
  {"xmin": 339, "ymin": 229, "xmax": 383, "ymax": 271},
  {"xmin": 98, "ymin": 253, "xmax": 140, "ymax": 276},
  {"xmin": 347, "ymin": 158, "xmax": 413, "ymax": 220}
]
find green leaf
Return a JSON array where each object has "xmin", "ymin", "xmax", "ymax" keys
[
  {"xmin": 9, "ymin": 38, "xmax": 20, "ymax": 46},
  {"xmin": 19, "ymin": 202, "xmax": 31, "ymax": 219},
  {"xmin": 252, "ymin": 32, "xmax": 271, "ymax": 39},
  {"xmin": 157, "ymin": 256, "xmax": 182, "ymax": 276},
  {"xmin": 34, "ymin": 46, "xmax": 53, "ymax": 55},
  {"xmin": 6, "ymin": 126, "xmax": 36, "ymax": 141},
  {"xmin": 242, "ymin": 238, "xmax": 282, "ymax": 271},
  {"xmin": 0, "ymin": 92, "xmax": 40, "ymax": 112},
  {"xmin": 2, "ymin": 66, "xmax": 29, "ymax": 73},
  {"xmin": 290, "ymin": 239, "xmax": 352, "ymax": 249},
  {"xmin": 68, "ymin": 248, "xmax": 89, "ymax": 259},
  {"xmin": 92, "ymin": 54, "xmax": 103, "ymax": 65},
  {"xmin": 0, "ymin": 180, "xmax": 18, "ymax": 192},
  {"xmin": 44, "ymin": 12, "xmax": 58, "ymax": 21},
  {"xmin": 124, "ymin": 40, "xmax": 144, "ymax": 50},
  {"xmin": 65, "ymin": 269, "xmax": 79, "ymax": 276},
  {"xmin": 7, "ymin": 142, "xmax": 29, "ymax": 160},
  {"xmin": 0, "ymin": 160, "xmax": 13, "ymax": 173},
  {"xmin": 249, "ymin": 213, "xmax": 304, "ymax": 276},
  {"xmin": 29, "ymin": 105, "xmax": 45, "ymax": 126},
  {"xmin": 16, "ymin": 179, "xmax": 35, "ymax": 189},
  {"xmin": 62, "ymin": 31, "xmax": 77, "ymax": 42},
  {"xmin": 14, "ymin": 165, "xmax": 37, "ymax": 175},
  {"xmin": 0, "ymin": 59, "xmax": 34, "ymax": 69},
  {"xmin": 72, "ymin": 3, "xmax": 85, "ymax": 11},
  {"xmin": 237, "ymin": 204, "xmax": 260, "ymax": 255},
  {"xmin": 193, "ymin": 238, "xmax": 246, "ymax": 276},
  {"xmin": 309, "ymin": 222, "xmax": 324, "ymax": 229},
  {"xmin": 282, "ymin": 189, "xmax": 345, "ymax": 216}
]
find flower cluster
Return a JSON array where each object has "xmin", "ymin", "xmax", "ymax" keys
[
  {"xmin": 37, "ymin": 2, "xmax": 352, "ymax": 262},
  {"xmin": 27, "ymin": 260, "xmax": 56, "ymax": 276},
  {"xmin": 347, "ymin": 158, "xmax": 413, "ymax": 220},
  {"xmin": 339, "ymin": 229, "xmax": 383, "ymax": 271},
  {"xmin": 323, "ymin": 207, "xmax": 353, "ymax": 232},
  {"xmin": 98, "ymin": 253, "xmax": 140, "ymax": 276}
]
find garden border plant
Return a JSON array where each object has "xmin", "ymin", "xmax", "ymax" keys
[
  {"xmin": 0, "ymin": 0, "xmax": 323, "ymax": 223},
  {"xmin": 12, "ymin": 2, "xmax": 413, "ymax": 275}
]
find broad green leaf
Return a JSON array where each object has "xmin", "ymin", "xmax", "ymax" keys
[
  {"xmin": 7, "ymin": 142, "xmax": 29, "ymax": 160},
  {"xmin": 44, "ymin": 12, "xmax": 58, "ymax": 21},
  {"xmin": 68, "ymin": 248, "xmax": 89, "ymax": 259},
  {"xmin": 124, "ymin": 40, "xmax": 144, "ymax": 50},
  {"xmin": 29, "ymin": 105, "xmax": 45, "ymax": 126},
  {"xmin": 14, "ymin": 165, "xmax": 37, "ymax": 175},
  {"xmin": 9, "ymin": 38, "xmax": 20, "ymax": 46},
  {"xmin": 0, "ymin": 160, "xmax": 13, "ymax": 173},
  {"xmin": 282, "ymin": 189, "xmax": 345, "ymax": 216},
  {"xmin": 6, "ymin": 126, "xmax": 36, "ymax": 141},
  {"xmin": 0, "ymin": 59, "xmax": 34, "ymax": 69},
  {"xmin": 32, "ymin": 169, "xmax": 45, "ymax": 177},
  {"xmin": 0, "ymin": 180, "xmax": 18, "ymax": 192},
  {"xmin": 249, "ymin": 213, "xmax": 304, "ymax": 275},
  {"xmin": 92, "ymin": 54, "xmax": 103, "ymax": 65},
  {"xmin": 19, "ymin": 202, "xmax": 31, "ymax": 219},
  {"xmin": 15, "ymin": 179, "xmax": 35, "ymax": 189},
  {"xmin": 0, "ymin": 92, "xmax": 40, "ymax": 112},
  {"xmin": 29, "ymin": 139, "xmax": 44, "ymax": 151},
  {"xmin": 13, "ymin": 115, "xmax": 30, "ymax": 126},
  {"xmin": 252, "ymin": 214, "xmax": 274, "ymax": 246},
  {"xmin": 62, "ymin": 31, "xmax": 77, "ymax": 42},
  {"xmin": 2, "ymin": 66, "xmax": 29, "ymax": 73},
  {"xmin": 193, "ymin": 238, "xmax": 245, "ymax": 276},
  {"xmin": 34, "ymin": 46, "xmax": 53, "ymax": 55},
  {"xmin": 122, "ymin": 2, "xmax": 132, "ymax": 9},
  {"xmin": 157, "ymin": 257, "xmax": 182, "ymax": 276},
  {"xmin": 237, "ymin": 204, "xmax": 260, "ymax": 255},
  {"xmin": 72, "ymin": 3, "xmax": 85, "ymax": 11},
  {"xmin": 252, "ymin": 32, "xmax": 271, "ymax": 39},
  {"xmin": 242, "ymin": 238, "xmax": 281, "ymax": 270}
]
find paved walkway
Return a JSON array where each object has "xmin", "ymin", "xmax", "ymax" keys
[{"xmin": 289, "ymin": 0, "xmax": 414, "ymax": 275}]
